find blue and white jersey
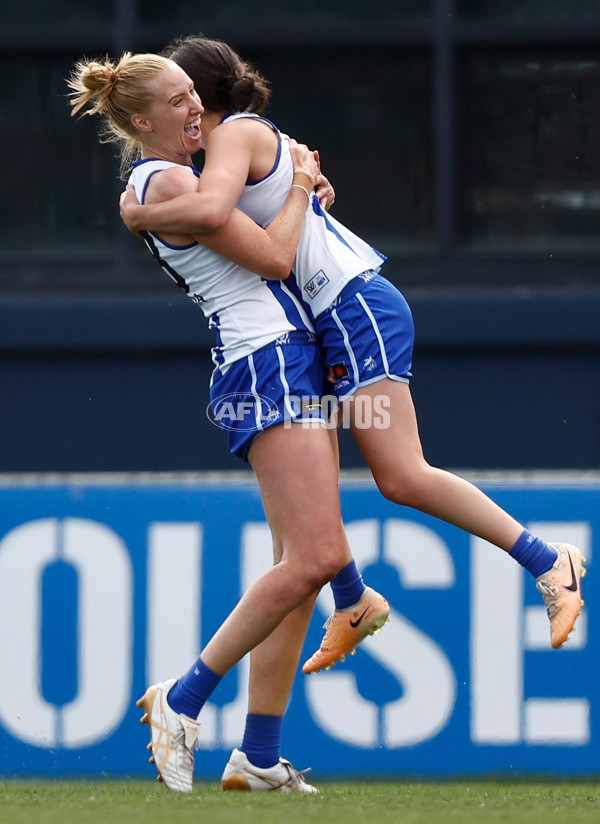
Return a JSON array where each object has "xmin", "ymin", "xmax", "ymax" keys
[
  {"xmin": 128, "ymin": 158, "xmax": 315, "ymax": 371},
  {"xmin": 222, "ymin": 112, "xmax": 387, "ymax": 319}
]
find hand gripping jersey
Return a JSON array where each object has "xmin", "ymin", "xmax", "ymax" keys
[
  {"xmin": 128, "ymin": 158, "xmax": 315, "ymax": 371},
  {"xmin": 222, "ymin": 113, "xmax": 386, "ymax": 319}
]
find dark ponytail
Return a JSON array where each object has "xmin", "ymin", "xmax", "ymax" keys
[{"xmin": 164, "ymin": 35, "xmax": 270, "ymax": 114}]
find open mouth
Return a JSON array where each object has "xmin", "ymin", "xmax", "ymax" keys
[{"xmin": 185, "ymin": 117, "xmax": 202, "ymax": 138}]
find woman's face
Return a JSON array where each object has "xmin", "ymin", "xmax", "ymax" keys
[{"xmin": 137, "ymin": 62, "xmax": 204, "ymax": 162}]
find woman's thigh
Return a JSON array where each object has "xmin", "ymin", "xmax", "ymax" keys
[{"xmin": 248, "ymin": 420, "xmax": 346, "ymax": 571}]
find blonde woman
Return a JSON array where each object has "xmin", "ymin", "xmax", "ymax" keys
[{"xmin": 69, "ymin": 52, "xmax": 389, "ymax": 794}]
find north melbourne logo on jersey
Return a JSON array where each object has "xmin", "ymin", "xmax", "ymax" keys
[
  {"xmin": 359, "ymin": 270, "xmax": 377, "ymax": 285},
  {"xmin": 303, "ymin": 270, "xmax": 330, "ymax": 299}
]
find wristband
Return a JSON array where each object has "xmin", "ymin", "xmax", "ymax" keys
[{"xmin": 291, "ymin": 183, "xmax": 312, "ymax": 199}]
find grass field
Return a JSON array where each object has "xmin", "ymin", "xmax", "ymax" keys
[{"xmin": 1, "ymin": 779, "xmax": 600, "ymax": 824}]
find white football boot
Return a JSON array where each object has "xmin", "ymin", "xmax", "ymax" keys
[
  {"xmin": 221, "ymin": 748, "xmax": 318, "ymax": 793},
  {"xmin": 136, "ymin": 678, "xmax": 201, "ymax": 792}
]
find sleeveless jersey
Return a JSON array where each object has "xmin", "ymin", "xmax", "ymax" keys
[
  {"xmin": 128, "ymin": 158, "xmax": 315, "ymax": 371},
  {"xmin": 222, "ymin": 112, "xmax": 387, "ymax": 319}
]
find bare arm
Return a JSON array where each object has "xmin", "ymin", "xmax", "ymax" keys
[
  {"xmin": 120, "ymin": 165, "xmax": 335, "ymax": 236},
  {"xmin": 121, "ymin": 187, "xmax": 229, "ymax": 236},
  {"xmin": 120, "ymin": 129, "xmax": 334, "ymax": 235},
  {"xmin": 197, "ymin": 185, "xmax": 308, "ymax": 278},
  {"xmin": 121, "ymin": 118, "xmax": 265, "ymax": 234},
  {"xmin": 134, "ymin": 142, "xmax": 319, "ymax": 279}
]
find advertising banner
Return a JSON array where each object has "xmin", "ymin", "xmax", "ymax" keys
[{"xmin": 0, "ymin": 474, "xmax": 596, "ymax": 779}]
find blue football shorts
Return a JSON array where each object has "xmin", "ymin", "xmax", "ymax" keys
[
  {"xmin": 209, "ymin": 330, "xmax": 328, "ymax": 460},
  {"xmin": 316, "ymin": 273, "xmax": 414, "ymax": 402}
]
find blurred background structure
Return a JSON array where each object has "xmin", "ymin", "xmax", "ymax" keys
[
  {"xmin": 1, "ymin": 2, "xmax": 599, "ymax": 781},
  {"xmin": 1, "ymin": 0, "xmax": 599, "ymax": 473}
]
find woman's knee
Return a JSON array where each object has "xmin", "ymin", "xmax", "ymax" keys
[
  {"xmin": 286, "ymin": 543, "xmax": 346, "ymax": 592},
  {"xmin": 374, "ymin": 464, "xmax": 432, "ymax": 509}
]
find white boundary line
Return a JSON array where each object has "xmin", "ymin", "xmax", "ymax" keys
[{"xmin": 0, "ymin": 469, "xmax": 599, "ymax": 488}]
